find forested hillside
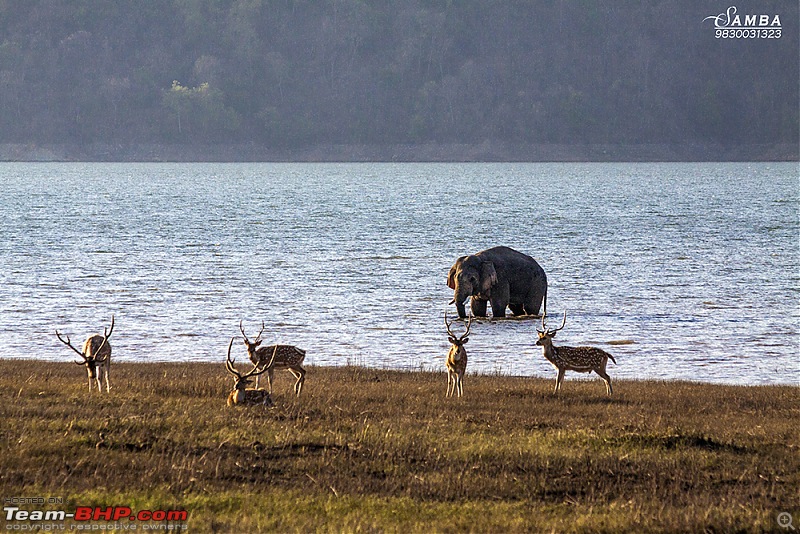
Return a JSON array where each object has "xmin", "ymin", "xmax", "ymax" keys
[{"xmin": 0, "ymin": 1, "xmax": 797, "ymax": 160}]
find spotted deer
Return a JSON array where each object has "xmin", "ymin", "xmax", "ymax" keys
[
  {"xmin": 239, "ymin": 321, "xmax": 307, "ymax": 396},
  {"xmin": 535, "ymin": 310, "xmax": 617, "ymax": 396},
  {"xmin": 56, "ymin": 315, "xmax": 114, "ymax": 393},
  {"xmin": 444, "ymin": 311, "xmax": 472, "ymax": 397},
  {"xmin": 225, "ymin": 337, "xmax": 273, "ymax": 407}
]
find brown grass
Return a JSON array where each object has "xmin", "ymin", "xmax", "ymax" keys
[{"xmin": 0, "ymin": 360, "xmax": 798, "ymax": 532}]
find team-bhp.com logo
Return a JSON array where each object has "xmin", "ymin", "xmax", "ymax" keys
[
  {"xmin": 4, "ymin": 505, "xmax": 188, "ymax": 530},
  {"xmin": 704, "ymin": 6, "xmax": 782, "ymax": 38}
]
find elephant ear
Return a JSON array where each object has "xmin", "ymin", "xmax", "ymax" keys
[
  {"xmin": 447, "ymin": 256, "xmax": 467, "ymax": 289},
  {"xmin": 480, "ymin": 261, "xmax": 498, "ymax": 293}
]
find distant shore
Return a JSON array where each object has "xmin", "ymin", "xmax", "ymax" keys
[{"xmin": 1, "ymin": 142, "xmax": 797, "ymax": 162}]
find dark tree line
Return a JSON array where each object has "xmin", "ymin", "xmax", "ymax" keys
[{"xmin": 0, "ymin": 0, "xmax": 796, "ymax": 150}]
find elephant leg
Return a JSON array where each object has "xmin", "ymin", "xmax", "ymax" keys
[
  {"xmin": 490, "ymin": 297, "xmax": 507, "ymax": 318},
  {"xmin": 524, "ymin": 293, "xmax": 545, "ymax": 316},
  {"xmin": 470, "ymin": 298, "xmax": 488, "ymax": 317},
  {"xmin": 509, "ymin": 303, "xmax": 525, "ymax": 316}
]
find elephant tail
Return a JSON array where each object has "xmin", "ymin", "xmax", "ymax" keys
[{"xmin": 541, "ymin": 284, "xmax": 548, "ymax": 317}]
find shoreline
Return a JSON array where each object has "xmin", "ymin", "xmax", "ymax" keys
[
  {"xmin": 2, "ymin": 359, "xmax": 796, "ymax": 388},
  {"xmin": 1, "ymin": 142, "xmax": 797, "ymax": 162}
]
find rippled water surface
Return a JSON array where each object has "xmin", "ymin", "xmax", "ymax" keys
[{"xmin": 1, "ymin": 162, "xmax": 797, "ymax": 385}]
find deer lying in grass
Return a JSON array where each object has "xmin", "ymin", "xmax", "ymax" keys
[
  {"xmin": 56, "ymin": 315, "xmax": 114, "ymax": 393},
  {"xmin": 225, "ymin": 337, "xmax": 274, "ymax": 407},
  {"xmin": 240, "ymin": 321, "xmax": 307, "ymax": 396},
  {"xmin": 444, "ymin": 311, "xmax": 472, "ymax": 398},
  {"xmin": 535, "ymin": 310, "xmax": 617, "ymax": 396}
]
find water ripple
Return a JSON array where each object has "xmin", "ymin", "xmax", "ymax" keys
[{"xmin": 0, "ymin": 162, "xmax": 798, "ymax": 386}]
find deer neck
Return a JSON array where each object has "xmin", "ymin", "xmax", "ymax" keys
[
  {"xmin": 540, "ymin": 339, "xmax": 558, "ymax": 364},
  {"xmin": 448, "ymin": 345, "xmax": 465, "ymax": 363}
]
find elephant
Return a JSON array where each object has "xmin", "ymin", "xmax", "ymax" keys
[{"xmin": 447, "ymin": 246, "xmax": 547, "ymax": 319}]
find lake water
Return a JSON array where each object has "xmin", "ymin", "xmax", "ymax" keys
[{"xmin": 1, "ymin": 162, "xmax": 797, "ymax": 385}]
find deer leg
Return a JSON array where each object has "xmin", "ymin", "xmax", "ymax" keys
[
  {"xmin": 290, "ymin": 368, "xmax": 304, "ymax": 391},
  {"xmin": 298, "ymin": 367, "xmax": 306, "ymax": 396},
  {"xmin": 447, "ymin": 371, "xmax": 454, "ymax": 397},
  {"xmin": 457, "ymin": 372, "xmax": 464, "ymax": 397},
  {"xmin": 291, "ymin": 367, "xmax": 306, "ymax": 396},
  {"xmin": 555, "ymin": 368, "xmax": 565, "ymax": 393},
  {"xmin": 596, "ymin": 369, "xmax": 613, "ymax": 396},
  {"xmin": 267, "ymin": 369, "xmax": 275, "ymax": 394},
  {"xmin": 105, "ymin": 366, "xmax": 110, "ymax": 393}
]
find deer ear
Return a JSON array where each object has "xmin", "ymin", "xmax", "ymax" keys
[{"xmin": 480, "ymin": 261, "xmax": 497, "ymax": 293}]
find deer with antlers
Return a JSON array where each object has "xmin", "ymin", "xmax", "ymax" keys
[
  {"xmin": 444, "ymin": 311, "xmax": 473, "ymax": 397},
  {"xmin": 239, "ymin": 320, "xmax": 307, "ymax": 397},
  {"xmin": 535, "ymin": 310, "xmax": 617, "ymax": 396},
  {"xmin": 225, "ymin": 337, "xmax": 274, "ymax": 406},
  {"xmin": 56, "ymin": 316, "xmax": 114, "ymax": 393}
]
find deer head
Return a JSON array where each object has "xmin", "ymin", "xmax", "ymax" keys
[
  {"xmin": 536, "ymin": 309, "xmax": 566, "ymax": 345},
  {"xmin": 225, "ymin": 337, "xmax": 269, "ymax": 391},
  {"xmin": 239, "ymin": 319, "xmax": 265, "ymax": 358},
  {"xmin": 445, "ymin": 310, "xmax": 473, "ymax": 348},
  {"xmin": 56, "ymin": 315, "xmax": 114, "ymax": 378}
]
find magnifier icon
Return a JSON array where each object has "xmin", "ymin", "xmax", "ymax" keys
[{"xmin": 778, "ymin": 512, "xmax": 796, "ymax": 530}]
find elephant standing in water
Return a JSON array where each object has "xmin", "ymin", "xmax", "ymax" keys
[{"xmin": 447, "ymin": 246, "xmax": 547, "ymax": 319}]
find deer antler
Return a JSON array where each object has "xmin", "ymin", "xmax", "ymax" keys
[
  {"xmin": 444, "ymin": 310, "xmax": 456, "ymax": 338},
  {"xmin": 225, "ymin": 338, "xmax": 241, "ymax": 378},
  {"xmin": 551, "ymin": 310, "xmax": 567, "ymax": 334},
  {"xmin": 56, "ymin": 329, "xmax": 87, "ymax": 362},
  {"xmin": 255, "ymin": 321, "xmax": 265, "ymax": 343},
  {"xmin": 445, "ymin": 310, "xmax": 472, "ymax": 343},
  {"xmin": 540, "ymin": 310, "xmax": 567, "ymax": 335},
  {"xmin": 226, "ymin": 337, "xmax": 268, "ymax": 380},
  {"xmin": 239, "ymin": 320, "xmax": 266, "ymax": 345},
  {"xmin": 92, "ymin": 315, "xmax": 115, "ymax": 363},
  {"xmin": 462, "ymin": 314, "xmax": 473, "ymax": 340},
  {"xmin": 239, "ymin": 320, "xmax": 250, "ymax": 344}
]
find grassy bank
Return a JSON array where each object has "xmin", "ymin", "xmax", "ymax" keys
[{"xmin": 1, "ymin": 360, "xmax": 797, "ymax": 532}]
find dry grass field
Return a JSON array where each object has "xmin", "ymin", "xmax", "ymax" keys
[{"xmin": 0, "ymin": 360, "xmax": 797, "ymax": 532}]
